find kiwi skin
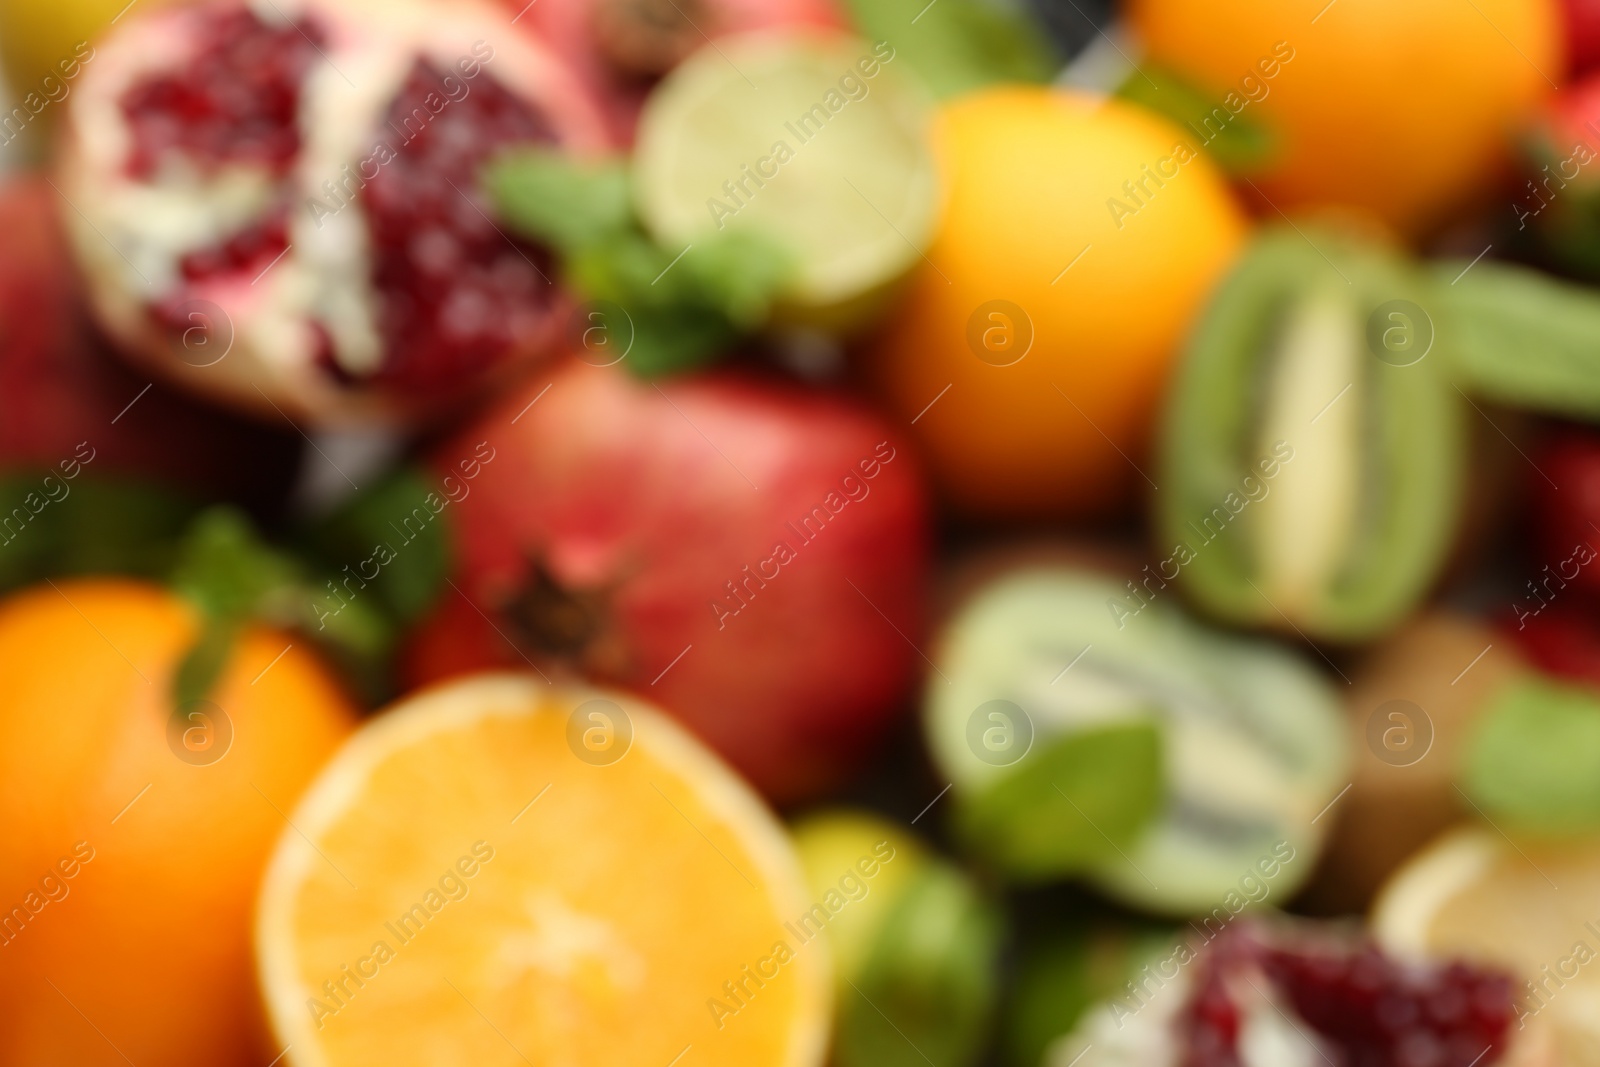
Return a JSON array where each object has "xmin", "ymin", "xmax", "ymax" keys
[{"xmin": 1297, "ymin": 612, "xmax": 1526, "ymax": 915}]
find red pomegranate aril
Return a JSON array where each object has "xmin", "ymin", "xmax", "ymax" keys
[
  {"xmin": 1179, "ymin": 927, "xmax": 1516, "ymax": 1067},
  {"xmin": 360, "ymin": 58, "xmax": 558, "ymax": 393},
  {"xmin": 120, "ymin": 5, "xmax": 325, "ymax": 178},
  {"xmin": 177, "ymin": 207, "xmax": 290, "ymax": 283}
]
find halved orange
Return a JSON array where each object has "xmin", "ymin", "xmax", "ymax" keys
[
  {"xmin": 257, "ymin": 674, "xmax": 830, "ymax": 1067},
  {"xmin": 1373, "ymin": 826, "xmax": 1600, "ymax": 1062}
]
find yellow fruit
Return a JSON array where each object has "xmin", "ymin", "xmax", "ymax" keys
[
  {"xmin": 1128, "ymin": 0, "xmax": 1560, "ymax": 236},
  {"xmin": 1374, "ymin": 827, "xmax": 1600, "ymax": 1063},
  {"xmin": 0, "ymin": 0, "xmax": 181, "ymax": 149},
  {"xmin": 869, "ymin": 86, "xmax": 1248, "ymax": 520},
  {"xmin": 0, "ymin": 578, "xmax": 357, "ymax": 1067},
  {"xmin": 257, "ymin": 674, "xmax": 829, "ymax": 1067}
]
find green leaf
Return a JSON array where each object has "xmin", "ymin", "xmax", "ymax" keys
[
  {"xmin": 1432, "ymin": 259, "xmax": 1600, "ymax": 420},
  {"xmin": 1462, "ymin": 677, "xmax": 1600, "ymax": 835},
  {"xmin": 843, "ymin": 0, "xmax": 1059, "ymax": 99},
  {"xmin": 956, "ymin": 719, "xmax": 1164, "ymax": 879},
  {"xmin": 1004, "ymin": 922, "xmax": 1177, "ymax": 1067},
  {"xmin": 169, "ymin": 508, "xmax": 303, "ymax": 625},
  {"xmin": 486, "ymin": 149, "xmax": 634, "ymax": 252},
  {"xmin": 683, "ymin": 229, "xmax": 795, "ymax": 329},
  {"xmin": 0, "ymin": 473, "xmax": 197, "ymax": 592},
  {"xmin": 300, "ymin": 468, "xmax": 450, "ymax": 625},
  {"xmin": 1116, "ymin": 64, "xmax": 1276, "ymax": 173},
  {"xmin": 838, "ymin": 862, "xmax": 1003, "ymax": 1067},
  {"xmin": 172, "ymin": 616, "xmax": 242, "ymax": 710},
  {"xmin": 488, "ymin": 147, "xmax": 795, "ymax": 378},
  {"xmin": 168, "ymin": 508, "xmax": 306, "ymax": 706}
]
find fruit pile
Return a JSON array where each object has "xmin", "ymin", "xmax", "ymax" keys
[{"xmin": 5, "ymin": 0, "xmax": 1600, "ymax": 1064}]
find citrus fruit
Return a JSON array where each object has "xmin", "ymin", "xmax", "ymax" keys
[
  {"xmin": 867, "ymin": 86, "xmax": 1248, "ymax": 520},
  {"xmin": 257, "ymin": 673, "xmax": 830, "ymax": 1067},
  {"xmin": 0, "ymin": 578, "xmax": 357, "ymax": 1066},
  {"xmin": 792, "ymin": 810, "xmax": 1001, "ymax": 1067},
  {"xmin": 1373, "ymin": 826, "xmax": 1600, "ymax": 1062},
  {"xmin": 1128, "ymin": 0, "xmax": 1561, "ymax": 236},
  {"xmin": 634, "ymin": 31, "xmax": 937, "ymax": 326}
]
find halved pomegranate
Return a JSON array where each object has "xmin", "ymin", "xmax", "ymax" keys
[
  {"xmin": 58, "ymin": 0, "xmax": 610, "ymax": 426},
  {"xmin": 0, "ymin": 174, "xmax": 300, "ymax": 510},
  {"xmin": 509, "ymin": 0, "xmax": 846, "ymax": 143},
  {"xmin": 1061, "ymin": 922, "xmax": 1522, "ymax": 1067}
]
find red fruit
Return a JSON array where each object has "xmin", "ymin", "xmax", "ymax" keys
[
  {"xmin": 405, "ymin": 358, "xmax": 931, "ymax": 800},
  {"xmin": 509, "ymin": 0, "xmax": 847, "ymax": 142},
  {"xmin": 58, "ymin": 0, "xmax": 610, "ymax": 427},
  {"xmin": 1527, "ymin": 430, "xmax": 1600, "ymax": 598},
  {"xmin": 1180, "ymin": 925, "xmax": 1516, "ymax": 1067},
  {"xmin": 1503, "ymin": 603, "xmax": 1600, "ymax": 689},
  {"xmin": 0, "ymin": 175, "xmax": 298, "ymax": 508},
  {"xmin": 1564, "ymin": 0, "xmax": 1600, "ymax": 75}
]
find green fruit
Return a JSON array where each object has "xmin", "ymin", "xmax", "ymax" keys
[
  {"xmin": 1158, "ymin": 226, "xmax": 1465, "ymax": 642},
  {"xmin": 792, "ymin": 810, "xmax": 1002, "ymax": 1067},
  {"xmin": 633, "ymin": 32, "xmax": 938, "ymax": 330},
  {"xmin": 925, "ymin": 562, "xmax": 1348, "ymax": 915}
]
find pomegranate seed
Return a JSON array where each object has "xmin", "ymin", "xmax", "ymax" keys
[
  {"xmin": 120, "ymin": 5, "xmax": 325, "ymax": 178},
  {"xmin": 1178, "ymin": 926, "xmax": 1516, "ymax": 1067}
]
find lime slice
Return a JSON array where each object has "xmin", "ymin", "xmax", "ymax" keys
[{"xmin": 634, "ymin": 31, "xmax": 938, "ymax": 326}]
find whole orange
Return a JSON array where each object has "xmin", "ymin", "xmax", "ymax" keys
[
  {"xmin": 1128, "ymin": 0, "xmax": 1560, "ymax": 235},
  {"xmin": 868, "ymin": 87, "xmax": 1248, "ymax": 520},
  {"xmin": 0, "ymin": 579, "xmax": 356, "ymax": 1066}
]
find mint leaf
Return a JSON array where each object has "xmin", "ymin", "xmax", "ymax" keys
[
  {"xmin": 490, "ymin": 149, "xmax": 795, "ymax": 378},
  {"xmin": 1462, "ymin": 677, "xmax": 1600, "ymax": 835},
  {"xmin": 956, "ymin": 719, "xmax": 1164, "ymax": 879},
  {"xmin": 844, "ymin": 0, "xmax": 1058, "ymax": 99},
  {"xmin": 169, "ymin": 508, "xmax": 303, "ymax": 624},
  {"xmin": 167, "ymin": 508, "xmax": 308, "ymax": 706},
  {"xmin": 0, "ymin": 474, "xmax": 197, "ymax": 591},
  {"xmin": 486, "ymin": 150, "xmax": 634, "ymax": 251},
  {"xmin": 1116, "ymin": 64, "xmax": 1276, "ymax": 173},
  {"xmin": 300, "ymin": 468, "xmax": 450, "ymax": 625},
  {"xmin": 683, "ymin": 229, "xmax": 795, "ymax": 329}
]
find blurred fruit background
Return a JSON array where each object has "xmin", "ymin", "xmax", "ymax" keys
[{"xmin": 8, "ymin": 0, "xmax": 1600, "ymax": 1064}]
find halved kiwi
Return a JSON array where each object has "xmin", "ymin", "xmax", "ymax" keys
[
  {"xmin": 1157, "ymin": 226, "xmax": 1466, "ymax": 642},
  {"xmin": 925, "ymin": 560, "xmax": 1348, "ymax": 916}
]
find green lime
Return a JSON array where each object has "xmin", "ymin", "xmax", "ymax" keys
[{"xmin": 633, "ymin": 31, "xmax": 939, "ymax": 328}]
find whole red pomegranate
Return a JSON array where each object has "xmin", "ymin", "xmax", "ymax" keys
[
  {"xmin": 510, "ymin": 0, "xmax": 847, "ymax": 142},
  {"xmin": 0, "ymin": 175, "xmax": 299, "ymax": 509},
  {"xmin": 405, "ymin": 358, "xmax": 930, "ymax": 800},
  {"xmin": 58, "ymin": 0, "xmax": 609, "ymax": 427}
]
